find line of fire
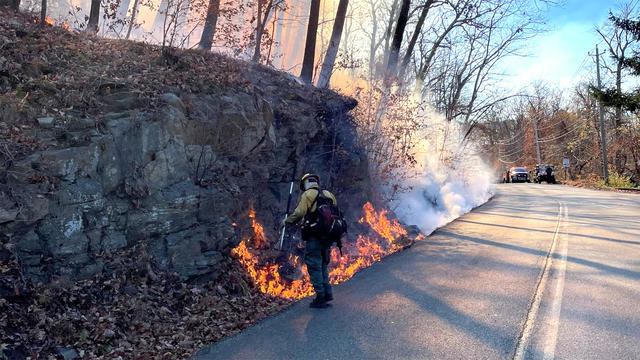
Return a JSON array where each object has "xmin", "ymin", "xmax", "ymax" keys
[{"xmin": 231, "ymin": 203, "xmax": 424, "ymax": 300}]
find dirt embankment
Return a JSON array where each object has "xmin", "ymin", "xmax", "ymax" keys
[{"xmin": 1, "ymin": 11, "xmax": 368, "ymax": 359}]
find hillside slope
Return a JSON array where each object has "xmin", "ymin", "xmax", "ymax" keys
[{"xmin": 0, "ymin": 11, "xmax": 369, "ymax": 358}]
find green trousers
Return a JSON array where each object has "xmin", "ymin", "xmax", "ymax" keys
[{"xmin": 304, "ymin": 237, "xmax": 332, "ymax": 298}]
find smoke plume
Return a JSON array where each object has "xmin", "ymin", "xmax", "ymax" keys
[{"xmin": 388, "ymin": 105, "xmax": 495, "ymax": 235}]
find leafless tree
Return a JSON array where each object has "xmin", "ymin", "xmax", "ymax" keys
[
  {"xmin": 352, "ymin": 0, "xmax": 399, "ymax": 79},
  {"xmin": 125, "ymin": 0, "xmax": 141, "ymax": 39},
  {"xmin": 301, "ymin": 0, "xmax": 321, "ymax": 83},
  {"xmin": 381, "ymin": 0, "xmax": 400, "ymax": 70},
  {"xmin": 317, "ymin": 0, "xmax": 350, "ymax": 88},
  {"xmin": 198, "ymin": 0, "xmax": 221, "ymax": 50},
  {"xmin": 385, "ymin": 0, "xmax": 410, "ymax": 81},
  {"xmin": 252, "ymin": 0, "xmax": 285, "ymax": 63},
  {"xmin": 398, "ymin": 0, "xmax": 438, "ymax": 80},
  {"xmin": 86, "ymin": 0, "xmax": 101, "ymax": 33},
  {"xmin": 411, "ymin": 0, "xmax": 545, "ymax": 130},
  {"xmin": 413, "ymin": 0, "xmax": 489, "ymax": 90},
  {"xmin": 39, "ymin": 0, "xmax": 46, "ymax": 25}
]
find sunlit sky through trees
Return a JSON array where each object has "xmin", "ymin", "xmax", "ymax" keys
[
  {"xmin": 502, "ymin": 0, "xmax": 625, "ymax": 91},
  {"xmin": 25, "ymin": 0, "xmax": 632, "ymax": 93}
]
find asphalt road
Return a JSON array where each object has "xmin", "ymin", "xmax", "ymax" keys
[{"xmin": 194, "ymin": 184, "xmax": 640, "ymax": 360}]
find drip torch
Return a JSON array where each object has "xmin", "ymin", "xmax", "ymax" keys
[{"xmin": 277, "ymin": 164, "xmax": 297, "ymax": 250}]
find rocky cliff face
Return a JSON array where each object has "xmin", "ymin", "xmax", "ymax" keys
[{"xmin": 1, "ymin": 67, "xmax": 367, "ymax": 283}]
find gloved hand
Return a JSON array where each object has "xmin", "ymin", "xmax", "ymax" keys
[{"xmin": 282, "ymin": 218, "xmax": 289, "ymax": 227}]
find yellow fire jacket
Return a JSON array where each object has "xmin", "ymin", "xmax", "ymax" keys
[{"xmin": 284, "ymin": 185, "xmax": 337, "ymax": 225}]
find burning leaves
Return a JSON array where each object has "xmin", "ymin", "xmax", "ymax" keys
[
  {"xmin": 44, "ymin": 16, "xmax": 55, "ymax": 26},
  {"xmin": 360, "ymin": 202, "xmax": 408, "ymax": 246},
  {"xmin": 230, "ymin": 205, "xmax": 314, "ymax": 299},
  {"xmin": 328, "ymin": 203, "xmax": 410, "ymax": 284},
  {"xmin": 231, "ymin": 202, "xmax": 418, "ymax": 300},
  {"xmin": 231, "ymin": 240, "xmax": 314, "ymax": 299}
]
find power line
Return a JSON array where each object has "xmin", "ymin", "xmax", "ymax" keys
[
  {"xmin": 498, "ymin": 153, "xmax": 526, "ymax": 164},
  {"xmin": 499, "ymin": 146, "xmax": 525, "ymax": 157},
  {"xmin": 496, "ymin": 128, "xmax": 526, "ymax": 145},
  {"xmin": 537, "ymin": 120, "xmax": 588, "ymax": 143}
]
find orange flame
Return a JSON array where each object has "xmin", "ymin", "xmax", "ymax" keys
[
  {"xmin": 248, "ymin": 205, "xmax": 268, "ymax": 249},
  {"xmin": 231, "ymin": 240, "xmax": 314, "ymax": 299},
  {"xmin": 44, "ymin": 16, "xmax": 55, "ymax": 26},
  {"xmin": 231, "ymin": 202, "xmax": 412, "ymax": 300},
  {"xmin": 359, "ymin": 202, "xmax": 407, "ymax": 246}
]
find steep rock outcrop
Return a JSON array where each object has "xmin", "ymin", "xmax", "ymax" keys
[{"xmin": 1, "ymin": 69, "xmax": 366, "ymax": 282}]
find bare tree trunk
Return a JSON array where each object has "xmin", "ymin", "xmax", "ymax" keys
[
  {"xmin": 252, "ymin": 0, "xmax": 264, "ymax": 62},
  {"xmin": 416, "ymin": 11, "xmax": 463, "ymax": 85},
  {"xmin": 615, "ymin": 63, "xmax": 623, "ymax": 128},
  {"xmin": 273, "ymin": 7, "xmax": 284, "ymax": 68},
  {"xmin": 197, "ymin": 0, "xmax": 220, "ymax": 50},
  {"xmin": 317, "ymin": 0, "xmax": 349, "ymax": 88},
  {"xmin": 385, "ymin": 0, "xmax": 410, "ymax": 82},
  {"xmin": 368, "ymin": 1, "xmax": 378, "ymax": 78},
  {"xmin": 398, "ymin": 0, "xmax": 435, "ymax": 80},
  {"xmin": 125, "ymin": 0, "xmax": 140, "ymax": 39},
  {"xmin": 266, "ymin": 7, "xmax": 277, "ymax": 63},
  {"xmin": 86, "ymin": 0, "xmax": 101, "ymax": 33},
  {"xmin": 381, "ymin": 0, "xmax": 399, "ymax": 70},
  {"xmin": 252, "ymin": 0, "xmax": 275, "ymax": 63},
  {"xmin": 39, "ymin": 0, "xmax": 46, "ymax": 25},
  {"xmin": 300, "ymin": 0, "xmax": 321, "ymax": 83},
  {"xmin": 341, "ymin": 3, "xmax": 353, "ymax": 69}
]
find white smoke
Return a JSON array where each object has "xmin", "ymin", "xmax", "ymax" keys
[{"xmin": 388, "ymin": 105, "xmax": 495, "ymax": 235}]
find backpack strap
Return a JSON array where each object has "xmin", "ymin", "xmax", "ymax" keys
[
  {"xmin": 302, "ymin": 189, "xmax": 322, "ymax": 224},
  {"xmin": 308, "ymin": 188, "xmax": 323, "ymax": 212}
]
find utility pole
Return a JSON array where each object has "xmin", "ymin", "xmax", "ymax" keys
[
  {"xmin": 532, "ymin": 115, "xmax": 542, "ymax": 166},
  {"xmin": 498, "ymin": 143, "xmax": 502, "ymax": 176},
  {"xmin": 595, "ymin": 45, "xmax": 610, "ymax": 184}
]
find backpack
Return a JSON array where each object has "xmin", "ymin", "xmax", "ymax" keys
[{"xmin": 301, "ymin": 188, "xmax": 347, "ymax": 241}]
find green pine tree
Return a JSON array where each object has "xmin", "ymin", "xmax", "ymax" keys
[{"xmin": 592, "ymin": 14, "xmax": 640, "ymax": 112}]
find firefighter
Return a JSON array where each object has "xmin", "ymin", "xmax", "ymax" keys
[{"xmin": 284, "ymin": 173, "xmax": 337, "ymax": 308}]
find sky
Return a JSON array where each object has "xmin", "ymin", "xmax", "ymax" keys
[{"xmin": 502, "ymin": 0, "xmax": 625, "ymax": 90}]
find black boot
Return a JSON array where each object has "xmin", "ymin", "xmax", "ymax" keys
[
  {"xmin": 324, "ymin": 292, "xmax": 333, "ymax": 302},
  {"xmin": 309, "ymin": 295, "xmax": 328, "ymax": 308}
]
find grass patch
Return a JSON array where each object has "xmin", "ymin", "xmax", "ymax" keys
[{"xmin": 597, "ymin": 172, "xmax": 637, "ymax": 189}]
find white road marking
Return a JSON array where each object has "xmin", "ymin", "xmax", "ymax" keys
[
  {"xmin": 541, "ymin": 205, "xmax": 568, "ymax": 360},
  {"xmin": 513, "ymin": 202, "xmax": 565, "ymax": 360}
]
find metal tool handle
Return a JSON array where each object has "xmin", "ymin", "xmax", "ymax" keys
[{"xmin": 277, "ymin": 181, "xmax": 295, "ymax": 250}]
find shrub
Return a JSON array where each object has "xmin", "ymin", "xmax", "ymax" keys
[{"xmin": 599, "ymin": 172, "xmax": 636, "ymax": 188}]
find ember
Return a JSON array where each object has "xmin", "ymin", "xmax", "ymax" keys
[{"xmin": 231, "ymin": 202, "xmax": 417, "ymax": 300}]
